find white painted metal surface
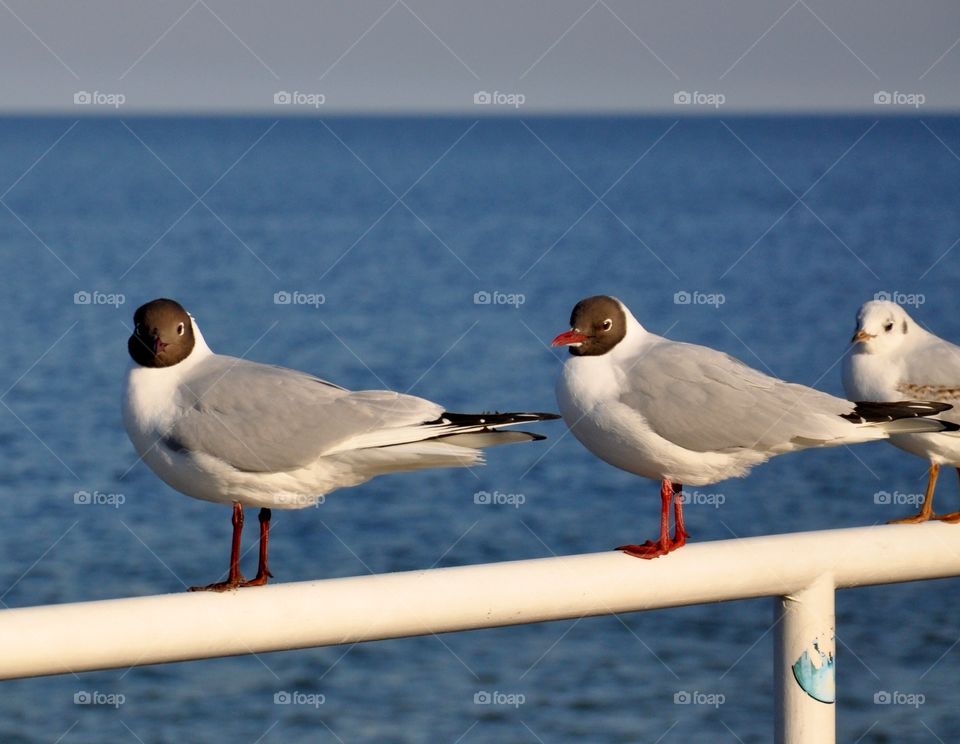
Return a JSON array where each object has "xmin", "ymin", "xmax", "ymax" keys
[
  {"xmin": 1, "ymin": 522, "xmax": 958, "ymax": 742},
  {"xmin": 775, "ymin": 574, "xmax": 836, "ymax": 743}
]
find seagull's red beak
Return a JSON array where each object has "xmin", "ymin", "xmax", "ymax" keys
[
  {"xmin": 551, "ymin": 330, "xmax": 589, "ymax": 347},
  {"xmin": 152, "ymin": 336, "xmax": 168, "ymax": 354}
]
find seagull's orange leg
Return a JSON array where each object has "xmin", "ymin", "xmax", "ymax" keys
[
  {"xmin": 618, "ymin": 480, "xmax": 686, "ymax": 558},
  {"xmin": 190, "ymin": 502, "xmax": 247, "ymax": 592},
  {"xmin": 890, "ymin": 464, "xmax": 939, "ymax": 524},
  {"xmin": 672, "ymin": 483, "xmax": 688, "ymax": 545},
  {"xmin": 934, "ymin": 467, "xmax": 960, "ymax": 523},
  {"xmin": 240, "ymin": 508, "xmax": 274, "ymax": 587}
]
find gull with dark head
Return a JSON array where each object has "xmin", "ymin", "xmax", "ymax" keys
[
  {"xmin": 843, "ymin": 299, "xmax": 960, "ymax": 523},
  {"xmin": 552, "ymin": 295, "xmax": 957, "ymax": 558},
  {"xmin": 124, "ymin": 298, "xmax": 559, "ymax": 591}
]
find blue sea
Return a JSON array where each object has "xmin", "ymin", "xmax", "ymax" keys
[{"xmin": 0, "ymin": 116, "xmax": 958, "ymax": 743}]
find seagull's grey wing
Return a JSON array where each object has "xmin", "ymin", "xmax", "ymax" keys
[
  {"xmin": 899, "ymin": 336, "xmax": 960, "ymax": 388},
  {"xmin": 166, "ymin": 356, "xmax": 443, "ymax": 472},
  {"xmin": 620, "ymin": 341, "xmax": 853, "ymax": 453},
  {"xmin": 896, "ymin": 337, "xmax": 960, "ymax": 426}
]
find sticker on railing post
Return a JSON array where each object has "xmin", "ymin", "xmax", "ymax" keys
[{"xmin": 792, "ymin": 636, "xmax": 836, "ymax": 704}]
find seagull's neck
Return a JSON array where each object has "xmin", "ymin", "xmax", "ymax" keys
[
  {"xmin": 190, "ymin": 321, "xmax": 214, "ymax": 359},
  {"xmin": 605, "ymin": 312, "xmax": 652, "ymax": 364}
]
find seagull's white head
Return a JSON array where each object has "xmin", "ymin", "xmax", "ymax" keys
[{"xmin": 850, "ymin": 300, "xmax": 915, "ymax": 356}]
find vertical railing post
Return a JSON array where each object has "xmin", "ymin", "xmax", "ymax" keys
[{"xmin": 774, "ymin": 573, "xmax": 836, "ymax": 744}]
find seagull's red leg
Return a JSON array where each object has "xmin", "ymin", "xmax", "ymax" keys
[
  {"xmin": 190, "ymin": 502, "xmax": 247, "ymax": 592},
  {"xmin": 890, "ymin": 464, "xmax": 939, "ymax": 524},
  {"xmin": 671, "ymin": 483, "xmax": 689, "ymax": 546},
  {"xmin": 617, "ymin": 480, "xmax": 685, "ymax": 559},
  {"xmin": 241, "ymin": 508, "xmax": 274, "ymax": 587},
  {"xmin": 934, "ymin": 467, "xmax": 960, "ymax": 523}
]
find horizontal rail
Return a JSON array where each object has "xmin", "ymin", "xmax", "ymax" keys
[{"xmin": 1, "ymin": 522, "xmax": 959, "ymax": 681}]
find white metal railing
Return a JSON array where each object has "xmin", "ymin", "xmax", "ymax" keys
[{"xmin": 2, "ymin": 522, "xmax": 959, "ymax": 743}]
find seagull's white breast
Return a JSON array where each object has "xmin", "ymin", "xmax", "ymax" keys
[{"xmin": 842, "ymin": 349, "xmax": 904, "ymax": 401}]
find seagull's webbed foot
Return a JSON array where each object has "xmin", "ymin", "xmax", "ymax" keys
[
  {"xmin": 934, "ymin": 512, "xmax": 960, "ymax": 524},
  {"xmin": 189, "ymin": 577, "xmax": 247, "ymax": 593},
  {"xmin": 888, "ymin": 512, "xmax": 937, "ymax": 525},
  {"xmin": 617, "ymin": 481, "xmax": 688, "ymax": 559},
  {"xmin": 617, "ymin": 539, "xmax": 682, "ymax": 559},
  {"xmin": 238, "ymin": 573, "xmax": 272, "ymax": 588}
]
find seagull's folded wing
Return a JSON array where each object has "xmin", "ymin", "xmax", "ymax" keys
[
  {"xmin": 166, "ymin": 356, "xmax": 444, "ymax": 472},
  {"xmin": 619, "ymin": 341, "xmax": 863, "ymax": 454}
]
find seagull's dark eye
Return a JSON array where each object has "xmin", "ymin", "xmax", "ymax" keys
[
  {"xmin": 177, "ymin": 322, "xmax": 185, "ymax": 336},
  {"xmin": 601, "ymin": 319, "xmax": 613, "ymax": 332},
  {"xmin": 883, "ymin": 322, "xmax": 894, "ymax": 332}
]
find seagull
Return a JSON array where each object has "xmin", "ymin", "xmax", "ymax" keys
[
  {"xmin": 551, "ymin": 295, "xmax": 957, "ymax": 558},
  {"xmin": 843, "ymin": 299, "xmax": 960, "ymax": 524},
  {"xmin": 124, "ymin": 298, "xmax": 558, "ymax": 591}
]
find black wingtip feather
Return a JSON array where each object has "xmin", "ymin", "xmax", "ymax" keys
[
  {"xmin": 433, "ymin": 411, "xmax": 561, "ymax": 427},
  {"xmin": 841, "ymin": 400, "xmax": 954, "ymax": 424}
]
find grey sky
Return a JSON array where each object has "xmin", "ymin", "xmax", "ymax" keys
[{"xmin": 1, "ymin": 1, "xmax": 958, "ymax": 113}]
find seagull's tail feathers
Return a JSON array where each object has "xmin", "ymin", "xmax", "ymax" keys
[
  {"xmin": 327, "ymin": 411, "xmax": 559, "ymax": 454},
  {"xmin": 323, "ymin": 410, "xmax": 558, "ymax": 476},
  {"xmin": 842, "ymin": 401, "xmax": 959, "ymax": 435}
]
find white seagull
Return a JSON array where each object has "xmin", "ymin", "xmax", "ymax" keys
[
  {"xmin": 843, "ymin": 299, "xmax": 960, "ymax": 523},
  {"xmin": 551, "ymin": 295, "xmax": 957, "ymax": 558},
  {"xmin": 124, "ymin": 298, "xmax": 558, "ymax": 591}
]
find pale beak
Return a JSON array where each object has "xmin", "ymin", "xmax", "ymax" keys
[{"xmin": 851, "ymin": 329, "xmax": 874, "ymax": 344}]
